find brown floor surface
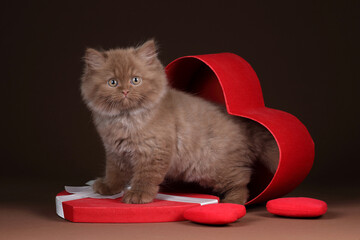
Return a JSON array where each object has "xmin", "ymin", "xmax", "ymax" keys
[
  {"xmin": 1, "ymin": 199, "xmax": 359, "ymax": 240},
  {"xmin": 1, "ymin": 178, "xmax": 359, "ymax": 239}
]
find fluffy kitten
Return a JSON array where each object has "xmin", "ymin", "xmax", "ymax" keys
[{"xmin": 80, "ymin": 40, "xmax": 279, "ymax": 204}]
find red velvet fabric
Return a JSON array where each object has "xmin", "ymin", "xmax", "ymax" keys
[
  {"xmin": 183, "ymin": 203, "xmax": 246, "ymax": 225},
  {"xmin": 266, "ymin": 197, "xmax": 327, "ymax": 218}
]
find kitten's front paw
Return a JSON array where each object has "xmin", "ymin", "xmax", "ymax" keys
[
  {"xmin": 122, "ymin": 188, "xmax": 157, "ymax": 204},
  {"xmin": 93, "ymin": 178, "xmax": 121, "ymax": 195}
]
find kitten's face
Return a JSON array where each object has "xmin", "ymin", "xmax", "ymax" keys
[{"xmin": 81, "ymin": 40, "xmax": 167, "ymax": 116}]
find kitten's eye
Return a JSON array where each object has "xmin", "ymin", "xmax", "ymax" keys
[
  {"xmin": 108, "ymin": 79, "xmax": 118, "ymax": 87},
  {"xmin": 130, "ymin": 77, "xmax": 142, "ymax": 86}
]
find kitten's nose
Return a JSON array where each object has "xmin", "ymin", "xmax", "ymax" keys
[{"xmin": 122, "ymin": 90, "xmax": 129, "ymax": 96}]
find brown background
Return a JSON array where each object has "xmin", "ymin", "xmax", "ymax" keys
[{"xmin": 1, "ymin": 1, "xmax": 359, "ymax": 205}]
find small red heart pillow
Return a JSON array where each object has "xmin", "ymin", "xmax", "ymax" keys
[
  {"xmin": 183, "ymin": 203, "xmax": 246, "ymax": 225},
  {"xmin": 266, "ymin": 197, "xmax": 327, "ymax": 218}
]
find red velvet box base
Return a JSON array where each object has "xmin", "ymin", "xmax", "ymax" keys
[{"xmin": 56, "ymin": 191, "xmax": 219, "ymax": 223}]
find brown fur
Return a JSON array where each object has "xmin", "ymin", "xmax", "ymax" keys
[{"xmin": 80, "ymin": 40, "xmax": 279, "ymax": 204}]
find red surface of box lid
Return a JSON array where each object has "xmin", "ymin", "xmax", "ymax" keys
[{"xmin": 56, "ymin": 189, "xmax": 219, "ymax": 223}]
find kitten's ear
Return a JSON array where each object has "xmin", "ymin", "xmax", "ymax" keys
[
  {"xmin": 135, "ymin": 39, "xmax": 158, "ymax": 64},
  {"xmin": 84, "ymin": 48, "xmax": 106, "ymax": 70}
]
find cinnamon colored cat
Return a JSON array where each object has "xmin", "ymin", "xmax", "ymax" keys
[{"xmin": 80, "ymin": 40, "xmax": 279, "ymax": 204}]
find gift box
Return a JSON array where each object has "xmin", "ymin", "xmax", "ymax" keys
[
  {"xmin": 165, "ymin": 53, "xmax": 315, "ymax": 205},
  {"xmin": 56, "ymin": 53, "xmax": 314, "ymax": 223},
  {"xmin": 56, "ymin": 182, "xmax": 219, "ymax": 223}
]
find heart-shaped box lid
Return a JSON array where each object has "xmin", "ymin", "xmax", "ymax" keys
[{"xmin": 165, "ymin": 53, "xmax": 315, "ymax": 205}]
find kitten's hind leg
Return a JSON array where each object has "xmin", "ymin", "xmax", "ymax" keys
[
  {"xmin": 214, "ymin": 164, "xmax": 252, "ymax": 205},
  {"xmin": 221, "ymin": 186, "xmax": 249, "ymax": 205}
]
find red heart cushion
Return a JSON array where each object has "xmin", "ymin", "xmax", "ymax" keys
[
  {"xmin": 266, "ymin": 197, "xmax": 327, "ymax": 218},
  {"xmin": 165, "ymin": 53, "xmax": 315, "ymax": 204},
  {"xmin": 183, "ymin": 203, "xmax": 246, "ymax": 225}
]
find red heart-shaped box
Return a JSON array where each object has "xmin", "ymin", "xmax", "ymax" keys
[{"xmin": 165, "ymin": 53, "xmax": 315, "ymax": 205}]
